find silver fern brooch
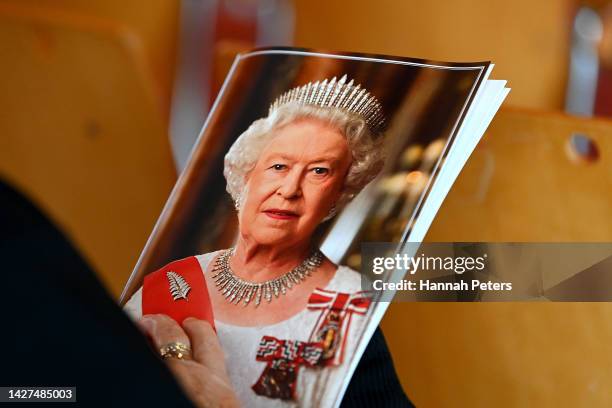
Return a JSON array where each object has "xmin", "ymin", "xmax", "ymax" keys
[{"xmin": 166, "ymin": 271, "xmax": 191, "ymax": 301}]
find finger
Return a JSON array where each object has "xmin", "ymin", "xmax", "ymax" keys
[
  {"xmin": 140, "ymin": 314, "xmax": 191, "ymax": 352},
  {"xmin": 182, "ymin": 318, "xmax": 227, "ymax": 374}
]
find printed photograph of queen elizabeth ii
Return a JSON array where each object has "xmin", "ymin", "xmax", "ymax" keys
[{"xmin": 122, "ymin": 48, "xmax": 489, "ymax": 407}]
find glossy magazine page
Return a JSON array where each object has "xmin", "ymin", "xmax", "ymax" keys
[{"xmin": 121, "ymin": 47, "xmax": 492, "ymax": 407}]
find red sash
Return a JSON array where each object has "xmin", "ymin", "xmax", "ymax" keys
[{"xmin": 142, "ymin": 256, "xmax": 215, "ymax": 329}]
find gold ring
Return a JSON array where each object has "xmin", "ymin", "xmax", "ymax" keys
[{"xmin": 160, "ymin": 342, "xmax": 191, "ymax": 360}]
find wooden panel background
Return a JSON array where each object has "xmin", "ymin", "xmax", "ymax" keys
[
  {"xmin": 5, "ymin": 0, "xmax": 180, "ymax": 116},
  {"xmin": 382, "ymin": 108, "xmax": 612, "ymax": 407},
  {"xmin": 0, "ymin": 2, "xmax": 177, "ymax": 296},
  {"xmin": 294, "ymin": 0, "xmax": 573, "ymax": 110}
]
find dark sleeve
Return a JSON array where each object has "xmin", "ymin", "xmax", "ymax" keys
[
  {"xmin": 0, "ymin": 181, "xmax": 194, "ymax": 407},
  {"xmin": 341, "ymin": 327, "xmax": 415, "ymax": 407}
]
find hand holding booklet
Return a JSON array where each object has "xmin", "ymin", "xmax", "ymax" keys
[{"xmin": 121, "ymin": 47, "xmax": 509, "ymax": 407}]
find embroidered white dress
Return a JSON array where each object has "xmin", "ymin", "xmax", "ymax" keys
[{"xmin": 124, "ymin": 251, "xmax": 370, "ymax": 408}]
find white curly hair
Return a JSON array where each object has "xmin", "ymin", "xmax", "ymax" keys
[{"xmin": 223, "ymin": 101, "xmax": 385, "ymax": 221}]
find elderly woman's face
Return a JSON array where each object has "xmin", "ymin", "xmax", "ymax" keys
[{"xmin": 239, "ymin": 118, "xmax": 352, "ymax": 247}]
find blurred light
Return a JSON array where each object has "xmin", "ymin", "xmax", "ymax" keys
[
  {"xmin": 566, "ymin": 6, "xmax": 603, "ymax": 116},
  {"xmin": 379, "ymin": 173, "xmax": 409, "ymax": 194},
  {"xmin": 406, "ymin": 170, "xmax": 424, "ymax": 183},
  {"xmin": 423, "ymin": 138, "xmax": 446, "ymax": 163},
  {"xmin": 400, "ymin": 145, "xmax": 423, "ymax": 169},
  {"xmin": 575, "ymin": 7, "xmax": 603, "ymax": 43},
  {"xmin": 169, "ymin": 0, "xmax": 217, "ymax": 171}
]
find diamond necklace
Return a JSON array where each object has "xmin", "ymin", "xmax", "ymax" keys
[{"xmin": 211, "ymin": 248, "xmax": 323, "ymax": 307}]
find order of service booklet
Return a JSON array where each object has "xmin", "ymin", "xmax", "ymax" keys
[{"xmin": 121, "ymin": 47, "xmax": 509, "ymax": 407}]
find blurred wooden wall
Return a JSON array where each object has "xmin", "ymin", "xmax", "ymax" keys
[
  {"xmin": 0, "ymin": 1, "xmax": 179, "ymax": 296},
  {"xmin": 294, "ymin": 0, "xmax": 573, "ymax": 109},
  {"xmin": 11, "ymin": 0, "xmax": 180, "ymax": 115},
  {"xmin": 381, "ymin": 109, "xmax": 612, "ymax": 407}
]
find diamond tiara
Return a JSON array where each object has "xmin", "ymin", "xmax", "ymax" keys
[{"xmin": 269, "ymin": 74, "xmax": 386, "ymax": 135}]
